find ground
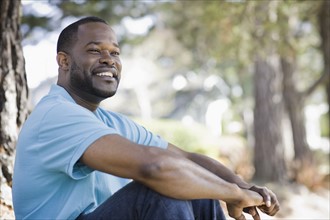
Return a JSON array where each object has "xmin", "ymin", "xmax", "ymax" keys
[{"xmin": 1, "ymin": 181, "xmax": 329, "ymax": 219}]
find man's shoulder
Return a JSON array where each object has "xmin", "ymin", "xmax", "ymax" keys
[
  {"xmin": 96, "ymin": 107, "xmax": 124, "ymax": 118},
  {"xmin": 96, "ymin": 107, "xmax": 136, "ymax": 128},
  {"xmin": 35, "ymin": 84, "xmax": 76, "ymax": 108},
  {"xmin": 27, "ymin": 95, "xmax": 93, "ymax": 130}
]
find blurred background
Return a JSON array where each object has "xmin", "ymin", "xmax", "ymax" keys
[{"xmin": 0, "ymin": 0, "xmax": 329, "ymax": 219}]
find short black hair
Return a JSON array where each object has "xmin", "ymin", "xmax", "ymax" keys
[{"xmin": 56, "ymin": 16, "xmax": 108, "ymax": 53}]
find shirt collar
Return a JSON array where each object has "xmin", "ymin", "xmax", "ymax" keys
[{"xmin": 48, "ymin": 84, "xmax": 76, "ymax": 104}]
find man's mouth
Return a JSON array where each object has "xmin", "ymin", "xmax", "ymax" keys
[{"xmin": 96, "ymin": 72, "xmax": 114, "ymax": 78}]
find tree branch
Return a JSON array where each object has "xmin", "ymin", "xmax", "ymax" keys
[{"xmin": 302, "ymin": 71, "xmax": 329, "ymax": 98}]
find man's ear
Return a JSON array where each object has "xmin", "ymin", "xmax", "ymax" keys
[{"xmin": 56, "ymin": 52, "xmax": 70, "ymax": 71}]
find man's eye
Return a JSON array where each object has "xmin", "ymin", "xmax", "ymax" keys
[
  {"xmin": 88, "ymin": 49, "xmax": 100, "ymax": 53},
  {"xmin": 111, "ymin": 51, "xmax": 120, "ymax": 56}
]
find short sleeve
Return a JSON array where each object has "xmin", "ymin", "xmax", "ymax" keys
[
  {"xmin": 97, "ymin": 110, "xmax": 168, "ymax": 149},
  {"xmin": 36, "ymin": 102, "xmax": 118, "ymax": 179}
]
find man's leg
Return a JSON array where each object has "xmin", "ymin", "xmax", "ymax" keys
[
  {"xmin": 76, "ymin": 181, "xmax": 194, "ymax": 220},
  {"xmin": 77, "ymin": 181, "xmax": 226, "ymax": 220},
  {"xmin": 191, "ymin": 199, "xmax": 226, "ymax": 220}
]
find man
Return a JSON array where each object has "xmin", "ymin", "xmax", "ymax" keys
[{"xmin": 12, "ymin": 16, "xmax": 279, "ymax": 220}]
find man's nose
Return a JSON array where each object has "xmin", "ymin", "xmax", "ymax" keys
[{"xmin": 99, "ymin": 52, "xmax": 114, "ymax": 65}]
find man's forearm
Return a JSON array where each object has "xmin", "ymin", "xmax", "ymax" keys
[{"xmin": 187, "ymin": 152, "xmax": 252, "ymax": 189}]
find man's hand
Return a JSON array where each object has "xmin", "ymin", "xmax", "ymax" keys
[
  {"xmin": 226, "ymin": 189, "xmax": 264, "ymax": 220},
  {"xmin": 227, "ymin": 186, "xmax": 280, "ymax": 220},
  {"xmin": 228, "ymin": 205, "xmax": 261, "ymax": 220},
  {"xmin": 249, "ymin": 185, "xmax": 280, "ymax": 216}
]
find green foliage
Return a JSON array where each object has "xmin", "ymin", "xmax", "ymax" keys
[
  {"xmin": 21, "ymin": 0, "xmax": 157, "ymax": 45},
  {"xmin": 320, "ymin": 113, "xmax": 329, "ymax": 137},
  {"xmin": 133, "ymin": 118, "xmax": 220, "ymax": 156}
]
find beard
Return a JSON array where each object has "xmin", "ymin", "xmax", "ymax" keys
[{"xmin": 70, "ymin": 61, "xmax": 118, "ymax": 100}]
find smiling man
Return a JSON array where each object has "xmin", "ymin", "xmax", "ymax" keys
[{"xmin": 12, "ymin": 16, "xmax": 279, "ymax": 220}]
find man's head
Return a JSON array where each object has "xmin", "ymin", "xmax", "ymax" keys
[
  {"xmin": 57, "ymin": 16, "xmax": 108, "ymax": 54},
  {"xmin": 56, "ymin": 16, "xmax": 122, "ymax": 108}
]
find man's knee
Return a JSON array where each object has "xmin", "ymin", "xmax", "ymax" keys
[{"xmin": 129, "ymin": 182, "xmax": 194, "ymax": 219}]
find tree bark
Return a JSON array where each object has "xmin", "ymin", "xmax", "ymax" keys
[
  {"xmin": 318, "ymin": 0, "xmax": 330, "ymax": 139},
  {"xmin": 279, "ymin": 0, "xmax": 329, "ymax": 169},
  {"xmin": 253, "ymin": 55, "xmax": 287, "ymax": 182},
  {"xmin": 251, "ymin": 1, "xmax": 287, "ymax": 183},
  {"xmin": 0, "ymin": 0, "xmax": 28, "ymax": 187},
  {"xmin": 281, "ymin": 57, "xmax": 312, "ymax": 162}
]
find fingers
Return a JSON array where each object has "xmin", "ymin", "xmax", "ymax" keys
[
  {"xmin": 242, "ymin": 188, "xmax": 263, "ymax": 203},
  {"xmin": 227, "ymin": 204, "xmax": 245, "ymax": 220},
  {"xmin": 243, "ymin": 207, "xmax": 261, "ymax": 220},
  {"xmin": 235, "ymin": 214, "xmax": 246, "ymax": 220},
  {"xmin": 229, "ymin": 205, "xmax": 261, "ymax": 220},
  {"xmin": 268, "ymin": 190, "xmax": 280, "ymax": 215},
  {"xmin": 250, "ymin": 185, "xmax": 271, "ymax": 206},
  {"xmin": 264, "ymin": 189, "xmax": 280, "ymax": 215},
  {"xmin": 258, "ymin": 204, "xmax": 278, "ymax": 216},
  {"xmin": 249, "ymin": 185, "xmax": 280, "ymax": 216},
  {"xmin": 259, "ymin": 202, "xmax": 280, "ymax": 216},
  {"xmin": 254, "ymin": 187, "xmax": 280, "ymax": 216},
  {"xmin": 233, "ymin": 210, "xmax": 260, "ymax": 220},
  {"xmin": 228, "ymin": 186, "xmax": 276, "ymax": 220}
]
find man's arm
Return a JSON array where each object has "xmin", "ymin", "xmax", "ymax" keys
[
  {"xmin": 167, "ymin": 143, "xmax": 252, "ymax": 189},
  {"xmin": 167, "ymin": 143, "xmax": 280, "ymax": 217},
  {"xmin": 80, "ymin": 134, "xmax": 264, "ymax": 208}
]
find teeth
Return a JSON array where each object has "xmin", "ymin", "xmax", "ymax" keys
[{"xmin": 96, "ymin": 72, "xmax": 114, "ymax": 77}]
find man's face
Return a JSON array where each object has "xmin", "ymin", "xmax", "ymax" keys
[{"xmin": 68, "ymin": 22, "xmax": 122, "ymax": 102}]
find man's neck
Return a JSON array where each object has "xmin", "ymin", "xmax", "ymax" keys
[
  {"xmin": 58, "ymin": 84, "xmax": 101, "ymax": 112},
  {"xmin": 70, "ymin": 93, "xmax": 100, "ymax": 112}
]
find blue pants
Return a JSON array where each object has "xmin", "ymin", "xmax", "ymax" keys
[{"xmin": 77, "ymin": 181, "xmax": 226, "ymax": 220}]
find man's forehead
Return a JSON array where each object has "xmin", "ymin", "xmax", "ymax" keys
[
  {"xmin": 77, "ymin": 22, "xmax": 118, "ymax": 43},
  {"xmin": 78, "ymin": 22, "xmax": 115, "ymax": 36}
]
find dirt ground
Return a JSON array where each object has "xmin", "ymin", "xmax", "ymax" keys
[{"xmin": 1, "ymin": 182, "xmax": 329, "ymax": 219}]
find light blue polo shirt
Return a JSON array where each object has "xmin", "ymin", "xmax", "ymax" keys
[{"xmin": 12, "ymin": 84, "xmax": 168, "ymax": 219}]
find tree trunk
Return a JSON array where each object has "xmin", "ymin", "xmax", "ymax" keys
[
  {"xmin": 281, "ymin": 55, "xmax": 324, "ymax": 188},
  {"xmin": 275, "ymin": 1, "xmax": 328, "ymax": 188},
  {"xmin": 0, "ymin": 0, "xmax": 28, "ymax": 187},
  {"xmin": 281, "ymin": 57, "xmax": 312, "ymax": 162},
  {"xmin": 253, "ymin": 55, "xmax": 287, "ymax": 182},
  {"xmin": 318, "ymin": 0, "xmax": 330, "ymax": 139}
]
